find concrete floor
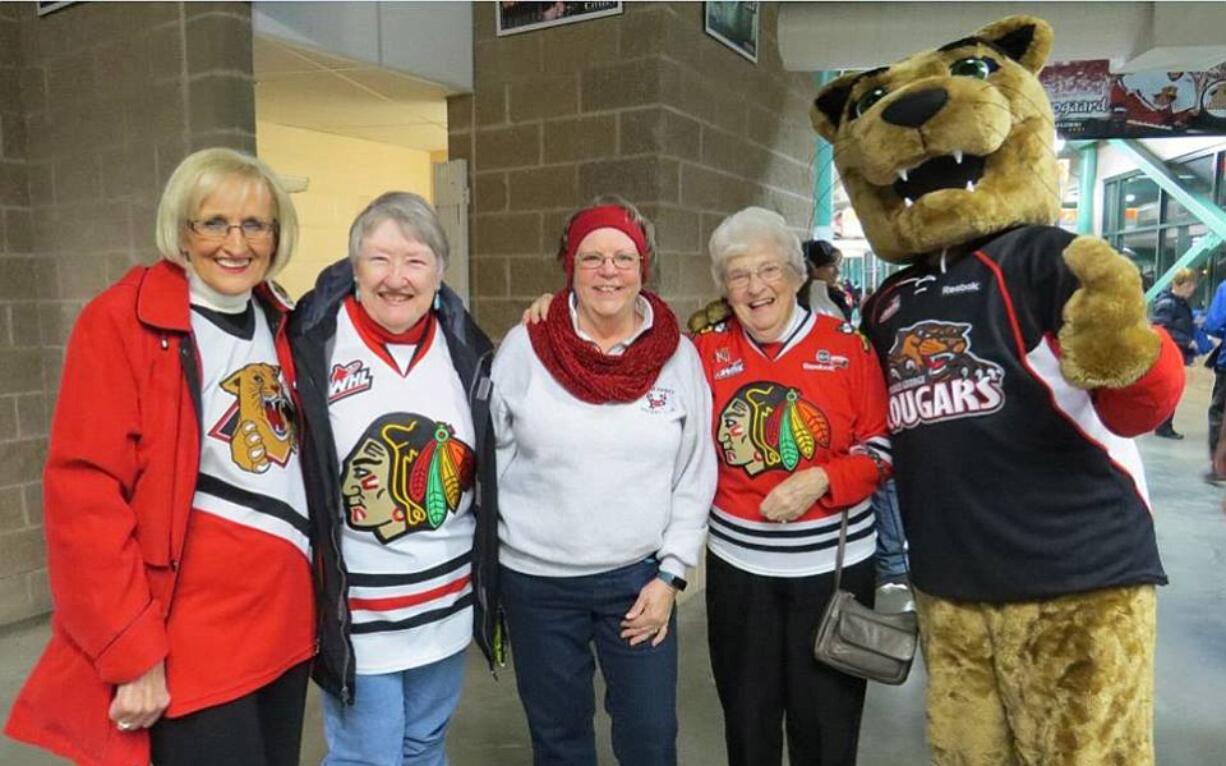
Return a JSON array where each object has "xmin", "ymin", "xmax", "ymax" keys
[{"xmin": 2, "ymin": 368, "xmax": 1224, "ymax": 765}]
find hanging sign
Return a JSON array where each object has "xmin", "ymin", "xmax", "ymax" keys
[{"xmin": 1041, "ymin": 60, "xmax": 1226, "ymax": 139}]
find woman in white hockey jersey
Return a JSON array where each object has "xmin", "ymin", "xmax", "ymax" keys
[{"xmin": 291, "ymin": 192, "xmax": 500, "ymax": 766}]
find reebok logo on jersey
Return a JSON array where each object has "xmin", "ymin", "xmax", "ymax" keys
[
  {"xmin": 885, "ymin": 321, "xmax": 1005, "ymax": 431},
  {"xmin": 329, "ymin": 360, "xmax": 374, "ymax": 403},
  {"xmin": 803, "ymin": 349, "xmax": 849, "ymax": 372},
  {"xmin": 941, "ymin": 281, "xmax": 981, "ymax": 296}
]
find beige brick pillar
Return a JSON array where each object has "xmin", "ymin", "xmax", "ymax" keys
[
  {"xmin": 450, "ymin": 1, "xmax": 816, "ymax": 340},
  {"xmin": 0, "ymin": 1, "xmax": 257, "ymax": 625}
]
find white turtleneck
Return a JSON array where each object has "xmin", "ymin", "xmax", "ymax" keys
[{"xmin": 187, "ymin": 268, "xmax": 252, "ymax": 313}]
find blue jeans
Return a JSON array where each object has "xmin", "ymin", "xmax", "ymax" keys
[
  {"xmin": 321, "ymin": 649, "xmax": 466, "ymax": 766},
  {"xmin": 500, "ymin": 559, "xmax": 679, "ymax": 766},
  {"xmin": 872, "ymin": 479, "xmax": 908, "ymax": 582}
]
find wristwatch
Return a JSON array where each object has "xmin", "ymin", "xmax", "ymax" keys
[{"xmin": 656, "ymin": 571, "xmax": 688, "ymax": 592}]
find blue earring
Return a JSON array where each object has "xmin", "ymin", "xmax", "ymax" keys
[{"xmin": 433, "ymin": 292, "xmax": 441, "ymax": 311}]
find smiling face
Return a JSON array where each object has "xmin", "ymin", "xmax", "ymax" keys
[
  {"xmin": 571, "ymin": 227, "xmax": 643, "ymax": 331},
  {"xmin": 186, "ymin": 176, "xmax": 276, "ymax": 295},
  {"xmin": 811, "ymin": 15, "xmax": 1059, "ymax": 262},
  {"xmin": 355, "ymin": 218, "xmax": 443, "ymax": 334},
  {"xmin": 722, "ymin": 246, "xmax": 804, "ymax": 343}
]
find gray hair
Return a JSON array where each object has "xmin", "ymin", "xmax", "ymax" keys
[
  {"xmin": 708, "ymin": 207, "xmax": 805, "ymax": 294},
  {"xmin": 348, "ymin": 191, "xmax": 449, "ymax": 272}
]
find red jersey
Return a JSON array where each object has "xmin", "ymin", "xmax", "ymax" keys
[{"xmin": 692, "ymin": 309, "xmax": 891, "ymax": 576}]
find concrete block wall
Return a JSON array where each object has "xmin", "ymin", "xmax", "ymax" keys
[
  {"xmin": 449, "ymin": 2, "xmax": 816, "ymax": 339},
  {"xmin": 0, "ymin": 1, "xmax": 258, "ymax": 626}
]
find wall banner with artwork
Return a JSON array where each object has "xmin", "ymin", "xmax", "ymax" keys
[
  {"xmin": 496, "ymin": 1, "xmax": 622, "ymax": 37},
  {"xmin": 1041, "ymin": 60, "xmax": 1226, "ymax": 139}
]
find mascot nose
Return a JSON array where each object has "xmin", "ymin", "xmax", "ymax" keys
[{"xmin": 882, "ymin": 88, "xmax": 949, "ymax": 128}]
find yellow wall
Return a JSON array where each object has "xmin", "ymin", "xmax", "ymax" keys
[{"xmin": 256, "ymin": 121, "xmax": 438, "ymax": 299}]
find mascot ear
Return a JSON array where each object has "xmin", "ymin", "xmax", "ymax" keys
[
  {"xmin": 811, "ymin": 72, "xmax": 860, "ymax": 142},
  {"xmin": 973, "ymin": 15, "xmax": 1053, "ymax": 74}
]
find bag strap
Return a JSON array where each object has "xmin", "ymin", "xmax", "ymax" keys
[{"xmin": 831, "ymin": 507, "xmax": 850, "ymax": 593}]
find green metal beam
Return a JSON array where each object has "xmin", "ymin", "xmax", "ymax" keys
[
  {"xmin": 1076, "ymin": 144, "xmax": 1097, "ymax": 235},
  {"xmin": 1145, "ymin": 234, "xmax": 1222, "ymax": 302},
  {"xmin": 1107, "ymin": 139, "xmax": 1226, "ymax": 245},
  {"xmin": 813, "ymin": 70, "xmax": 837, "ymax": 240},
  {"xmin": 1108, "ymin": 139, "xmax": 1226, "ymax": 303}
]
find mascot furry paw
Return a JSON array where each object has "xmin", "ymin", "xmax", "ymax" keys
[{"xmin": 801, "ymin": 15, "xmax": 1185, "ymax": 765}]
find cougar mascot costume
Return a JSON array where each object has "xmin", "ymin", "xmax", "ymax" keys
[{"xmin": 690, "ymin": 14, "xmax": 1186, "ymax": 765}]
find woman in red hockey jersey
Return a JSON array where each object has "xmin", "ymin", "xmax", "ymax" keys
[{"xmin": 690, "ymin": 206, "xmax": 891, "ymax": 766}]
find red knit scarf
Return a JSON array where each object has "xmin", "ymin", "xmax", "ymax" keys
[{"xmin": 527, "ymin": 289, "xmax": 681, "ymax": 404}]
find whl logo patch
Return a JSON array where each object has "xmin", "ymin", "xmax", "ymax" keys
[
  {"xmin": 885, "ymin": 321, "xmax": 1004, "ymax": 431},
  {"xmin": 329, "ymin": 360, "xmax": 374, "ymax": 403}
]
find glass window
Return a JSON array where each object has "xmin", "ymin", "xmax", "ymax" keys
[
  {"xmin": 1120, "ymin": 231, "xmax": 1159, "ymax": 292},
  {"xmin": 1121, "ymin": 175, "xmax": 1160, "ymax": 229},
  {"xmin": 1103, "ymin": 180, "xmax": 1121, "ymax": 234},
  {"xmin": 1162, "ymin": 155, "xmax": 1215, "ymax": 224},
  {"xmin": 1188, "ymin": 243, "xmax": 1224, "ymax": 310},
  {"xmin": 1159, "ymin": 223, "xmax": 1209, "ymax": 284}
]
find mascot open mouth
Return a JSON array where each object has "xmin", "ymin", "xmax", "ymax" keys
[
  {"xmin": 264, "ymin": 396, "xmax": 290, "ymax": 438},
  {"xmin": 892, "ymin": 153, "xmax": 987, "ymax": 206}
]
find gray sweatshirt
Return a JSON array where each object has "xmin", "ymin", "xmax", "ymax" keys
[{"xmin": 491, "ymin": 322, "xmax": 717, "ymax": 579}]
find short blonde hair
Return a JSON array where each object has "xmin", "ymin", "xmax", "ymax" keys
[
  {"xmin": 708, "ymin": 207, "xmax": 804, "ymax": 294},
  {"xmin": 1172, "ymin": 267, "xmax": 1197, "ymax": 287},
  {"xmin": 155, "ymin": 148, "xmax": 298, "ymax": 276}
]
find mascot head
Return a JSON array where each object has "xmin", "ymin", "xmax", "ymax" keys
[{"xmin": 811, "ymin": 16, "xmax": 1059, "ymax": 263}]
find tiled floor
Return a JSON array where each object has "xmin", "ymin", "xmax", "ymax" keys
[{"xmin": 2, "ymin": 369, "xmax": 1223, "ymax": 765}]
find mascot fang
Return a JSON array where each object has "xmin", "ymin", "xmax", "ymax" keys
[{"xmin": 807, "ymin": 15, "xmax": 1185, "ymax": 765}]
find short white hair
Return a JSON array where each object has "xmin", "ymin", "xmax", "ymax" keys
[
  {"xmin": 349, "ymin": 191, "xmax": 448, "ymax": 273},
  {"xmin": 708, "ymin": 207, "xmax": 805, "ymax": 293},
  {"xmin": 155, "ymin": 148, "xmax": 298, "ymax": 276}
]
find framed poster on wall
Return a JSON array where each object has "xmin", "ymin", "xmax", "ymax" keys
[
  {"xmin": 705, "ymin": 1, "xmax": 759, "ymax": 63},
  {"xmin": 496, "ymin": 2, "xmax": 622, "ymax": 37}
]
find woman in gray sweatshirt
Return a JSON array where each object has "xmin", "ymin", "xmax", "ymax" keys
[{"xmin": 490, "ymin": 196, "xmax": 716, "ymax": 766}]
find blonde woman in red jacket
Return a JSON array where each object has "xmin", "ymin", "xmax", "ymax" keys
[{"xmin": 5, "ymin": 148, "xmax": 312, "ymax": 766}]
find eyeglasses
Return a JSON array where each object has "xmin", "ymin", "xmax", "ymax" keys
[
  {"xmin": 188, "ymin": 217, "xmax": 278, "ymax": 242},
  {"xmin": 576, "ymin": 252, "xmax": 641, "ymax": 271},
  {"xmin": 723, "ymin": 262, "xmax": 793, "ymax": 290}
]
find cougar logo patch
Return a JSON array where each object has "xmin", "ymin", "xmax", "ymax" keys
[
  {"xmin": 209, "ymin": 362, "xmax": 297, "ymax": 473},
  {"xmin": 718, "ymin": 382, "xmax": 831, "ymax": 477},
  {"xmin": 885, "ymin": 321, "xmax": 1004, "ymax": 430},
  {"xmin": 341, "ymin": 413, "xmax": 475, "ymax": 544}
]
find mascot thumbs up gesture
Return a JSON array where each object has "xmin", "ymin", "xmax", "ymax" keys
[{"xmin": 809, "ymin": 15, "xmax": 1183, "ymax": 765}]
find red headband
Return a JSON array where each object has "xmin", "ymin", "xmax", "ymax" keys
[{"xmin": 563, "ymin": 205, "xmax": 650, "ymax": 283}]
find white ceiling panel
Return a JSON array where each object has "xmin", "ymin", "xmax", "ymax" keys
[{"xmin": 254, "ymin": 35, "xmax": 449, "ymax": 153}]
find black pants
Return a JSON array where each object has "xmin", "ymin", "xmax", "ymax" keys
[
  {"xmin": 706, "ymin": 551, "xmax": 875, "ymax": 766},
  {"xmin": 1210, "ymin": 368, "xmax": 1226, "ymax": 460},
  {"xmin": 150, "ymin": 660, "xmax": 310, "ymax": 766}
]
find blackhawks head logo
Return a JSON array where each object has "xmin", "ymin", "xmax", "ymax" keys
[
  {"xmin": 341, "ymin": 413, "xmax": 475, "ymax": 543},
  {"xmin": 718, "ymin": 382, "xmax": 830, "ymax": 477},
  {"xmin": 209, "ymin": 362, "xmax": 296, "ymax": 474},
  {"xmin": 885, "ymin": 321, "xmax": 1005, "ymax": 430}
]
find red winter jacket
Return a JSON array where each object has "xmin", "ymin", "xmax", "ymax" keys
[{"xmin": 4, "ymin": 262, "xmax": 295, "ymax": 766}]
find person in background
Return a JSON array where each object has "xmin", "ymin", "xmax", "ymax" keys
[
  {"xmin": 1150, "ymin": 267, "xmax": 1199, "ymax": 439},
  {"xmin": 6, "ymin": 148, "xmax": 313, "ymax": 766},
  {"xmin": 693, "ymin": 208, "xmax": 891, "ymax": 766},
  {"xmin": 492, "ymin": 196, "xmax": 716, "ymax": 766},
  {"xmin": 1204, "ymin": 275, "xmax": 1226, "ymax": 483},
  {"xmin": 291, "ymin": 192, "xmax": 500, "ymax": 765},
  {"xmin": 800, "ymin": 240, "xmax": 853, "ymax": 321}
]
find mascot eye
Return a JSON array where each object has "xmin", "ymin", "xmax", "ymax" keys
[
  {"xmin": 854, "ymin": 87, "xmax": 888, "ymax": 117},
  {"xmin": 950, "ymin": 56, "xmax": 997, "ymax": 79}
]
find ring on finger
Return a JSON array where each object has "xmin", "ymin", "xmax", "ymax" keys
[{"xmin": 116, "ymin": 720, "xmax": 136, "ymax": 732}]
